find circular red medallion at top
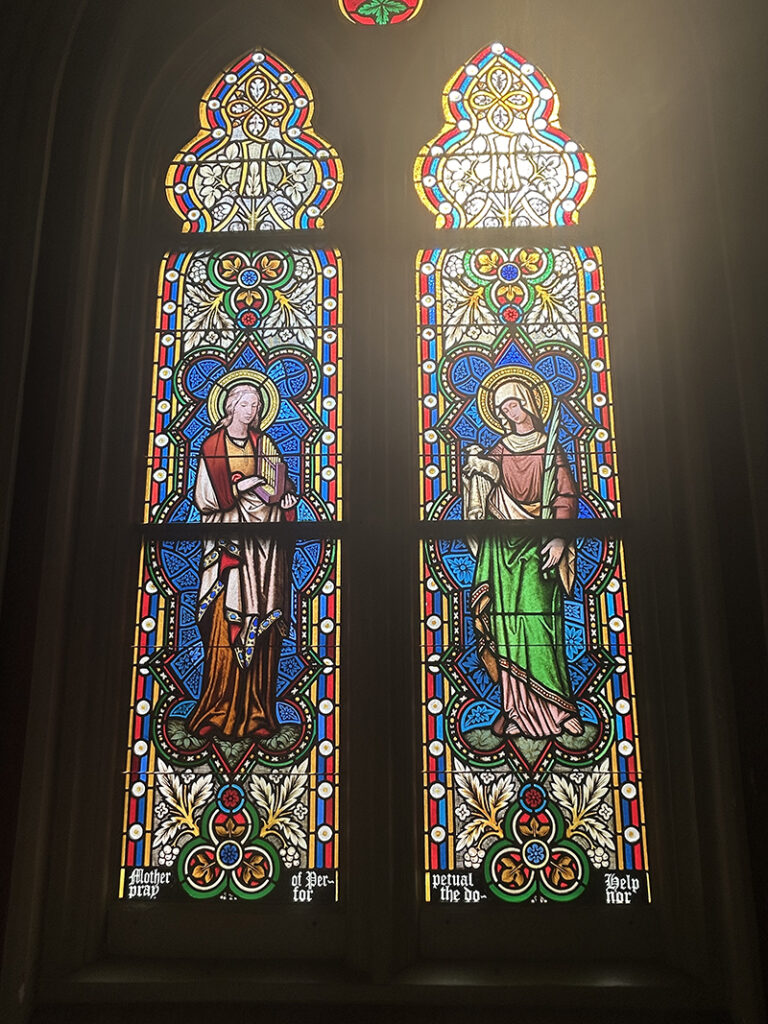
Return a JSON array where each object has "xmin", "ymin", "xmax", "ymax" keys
[{"xmin": 339, "ymin": 0, "xmax": 423, "ymax": 26}]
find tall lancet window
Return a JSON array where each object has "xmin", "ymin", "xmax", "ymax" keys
[
  {"xmin": 414, "ymin": 44, "xmax": 648, "ymax": 905},
  {"xmin": 120, "ymin": 50, "xmax": 344, "ymax": 904}
]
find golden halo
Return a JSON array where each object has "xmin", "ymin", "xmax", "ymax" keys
[
  {"xmin": 477, "ymin": 366, "xmax": 553, "ymax": 434},
  {"xmin": 206, "ymin": 369, "xmax": 281, "ymax": 431}
]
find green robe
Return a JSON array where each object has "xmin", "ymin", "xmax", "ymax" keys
[{"xmin": 471, "ymin": 534, "xmax": 578, "ymax": 718}]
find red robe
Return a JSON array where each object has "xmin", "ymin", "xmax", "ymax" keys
[{"xmin": 188, "ymin": 428, "xmax": 295, "ymax": 739}]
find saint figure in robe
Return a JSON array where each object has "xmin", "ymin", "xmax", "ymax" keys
[
  {"xmin": 463, "ymin": 370, "xmax": 584, "ymax": 740},
  {"xmin": 189, "ymin": 380, "xmax": 298, "ymax": 740}
]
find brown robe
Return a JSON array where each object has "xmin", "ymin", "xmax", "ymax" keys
[{"xmin": 188, "ymin": 428, "xmax": 293, "ymax": 739}]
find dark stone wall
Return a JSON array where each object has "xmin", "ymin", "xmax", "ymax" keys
[{"xmin": 1, "ymin": 1, "xmax": 766, "ymax": 1019}]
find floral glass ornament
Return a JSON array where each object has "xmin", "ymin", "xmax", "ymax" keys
[
  {"xmin": 167, "ymin": 50, "xmax": 343, "ymax": 232},
  {"xmin": 338, "ymin": 0, "xmax": 423, "ymax": 26},
  {"xmin": 120, "ymin": 246, "xmax": 343, "ymax": 904},
  {"xmin": 414, "ymin": 43, "xmax": 596, "ymax": 228},
  {"xmin": 416, "ymin": 52, "xmax": 649, "ymax": 908}
]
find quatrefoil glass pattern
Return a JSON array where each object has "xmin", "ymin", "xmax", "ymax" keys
[
  {"xmin": 166, "ymin": 50, "xmax": 343, "ymax": 232},
  {"xmin": 414, "ymin": 43, "xmax": 596, "ymax": 228}
]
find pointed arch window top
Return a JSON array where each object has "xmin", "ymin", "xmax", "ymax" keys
[
  {"xmin": 338, "ymin": 0, "xmax": 423, "ymax": 25},
  {"xmin": 414, "ymin": 44, "xmax": 596, "ymax": 229},
  {"xmin": 166, "ymin": 51, "xmax": 343, "ymax": 232}
]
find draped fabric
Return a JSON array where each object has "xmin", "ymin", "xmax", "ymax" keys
[
  {"xmin": 464, "ymin": 435, "xmax": 582, "ymax": 738},
  {"xmin": 188, "ymin": 427, "xmax": 293, "ymax": 739},
  {"xmin": 471, "ymin": 534, "xmax": 580, "ymax": 736}
]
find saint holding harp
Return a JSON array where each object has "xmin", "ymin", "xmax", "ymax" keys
[
  {"xmin": 189, "ymin": 372, "xmax": 298, "ymax": 741},
  {"xmin": 463, "ymin": 367, "xmax": 584, "ymax": 740}
]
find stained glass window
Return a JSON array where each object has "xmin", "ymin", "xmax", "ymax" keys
[
  {"xmin": 338, "ymin": 0, "xmax": 423, "ymax": 25},
  {"xmin": 418, "ymin": 247, "xmax": 617, "ymax": 522},
  {"xmin": 145, "ymin": 249, "xmax": 342, "ymax": 525},
  {"xmin": 420, "ymin": 536, "xmax": 645, "ymax": 904},
  {"xmin": 121, "ymin": 52, "xmax": 343, "ymax": 904},
  {"xmin": 166, "ymin": 50, "xmax": 343, "ymax": 232},
  {"xmin": 126, "ymin": 534, "xmax": 340, "ymax": 901},
  {"xmin": 414, "ymin": 44, "xmax": 595, "ymax": 229},
  {"xmin": 415, "ymin": 53, "xmax": 649, "ymax": 908}
]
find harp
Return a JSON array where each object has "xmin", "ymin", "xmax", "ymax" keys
[{"xmin": 254, "ymin": 435, "xmax": 287, "ymax": 504}]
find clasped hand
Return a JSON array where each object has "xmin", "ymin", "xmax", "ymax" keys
[
  {"xmin": 236, "ymin": 475, "xmax": 299, "ymax": 509},
  {"xmin": 236, "ymin": 475, "xmax": 265, "ymax": 493},
  {"xmin": 541, "ymin": 537, "xmax": 566, "ymax": 569}
]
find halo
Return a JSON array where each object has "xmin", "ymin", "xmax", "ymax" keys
[
  {"xmin": 206, "ymin": 369, "xmax": 281, "ymax": 430},
  {"xmin": 477, "ymin": 366, "xmax": 553, "ymax": 434}
]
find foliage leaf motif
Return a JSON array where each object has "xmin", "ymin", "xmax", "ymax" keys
[
  {"xmin": 455, "ymin": 772, "xmax": 515, "ymax": 852},
  {"xmin": 240, "ymin": 853, "xmax": 268, "ymax": 886},
  {"xmin": 249, "ymin": 774, "xmax": 273, "ymax": 813},
  {"xmin": 441, "ymin": 273, "xmax": 498, "ymax": 350},
  {"xmin": 532, "ymin": 273, "xmax": 573, "ymax": 316},
  {"xmin": 282, "ymin": 162, "xmax": 313, "ymax": 206},
  {"xmin": 219, "ymin": 256, "xmax": 244, "ymax": 280},
  {"xmin": 533, "ymin": 283, "xmax": 564, "ymax": 320},
  {"xmin": 216, "ymin": 738, "xmax": 252, "ymax": 764},
  {"xmin": 442, "ymin": 276, "xmax": 488, "ymax": 321},
  {"xmin": 549, "ymin": 771, "xmax": 616, "ymax": 856},
  {"xmin": 498, "ymin": 853, "xmax": 527, "ymax": 889},
  {"xmin": 266, "ymin": 197, "xmax": 296, "ymax": 230},
  {"xmin": 498, "ymin": 282, "xmax": 525, "ymax": 304},
  {"xmin": 189, "ymin": 851, "xmax": 217, "ymax": 885},
  {"xmin": 153, "ymin": 762, "xmax": 215, "ymax": 848},
  {"xmin": 518, "ymin": 815, "xmax": 551, "ymax": 840},
  {"xmin": 549, "ymin": 852, "xmax": 577, "ymax": 887},
  {"xmin": 526, "ymin": 256, "xmax": 581, "ymax": 341},
  {"xmin": 213, "ymin": 816, "xmax": 248, "ymax": 842},
  {"xmin": 512, "ymin": 137, "xmax": 562, "ymax": 201},
  {"xmin": 183, "ymin": 284, "xmax": 230, "ymax": 348},
  {"xmin": 549, "ymin": 773, "xmax": 577, "ymax": 808},
  {"xmin": 166, "ymin": 718, "xmax": 205, "ymax": 751},
  {"xmin": 248, "ymin": 771, "xmax": 308, "ymax": 851},
  {"xmin": 476, "ymin": 250, "xmax": 501, "ymax": 275},
  {"xmin": 245, "ymin": 160, "xmax": 263, "ymax": 200},
  {"xmin": 443, "ymin": 156, "xmax": 485, "ymax": 210},
  {"xmin": 257, "ymin": 255, "xmax": 284, "ymax": 280},
  {"xmin": 268, "ymin": 279, "xmax": 316, "ymax": 332},
  {"xmin": 196, "ymin": 148, "xmax": 240, "ymax": 210},
  {"xmin": 274, "ymin": 817, "xmax": 306, "ymax": 850},
  {"xmin": 517, "ymin": 248, "xmax": 543, "ymax": 274},
  {"xmin": 356, "ymin": 0, "xmax": 409, "ymax": 24}
]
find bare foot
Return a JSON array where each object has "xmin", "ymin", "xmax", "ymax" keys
[
  {"xmin": 563, "ymin": 717, "xmax": 585, "ymax": 736},
  {"xmin": 491, "ymin": 713, "xmax": 506, "ymax": 737}
]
